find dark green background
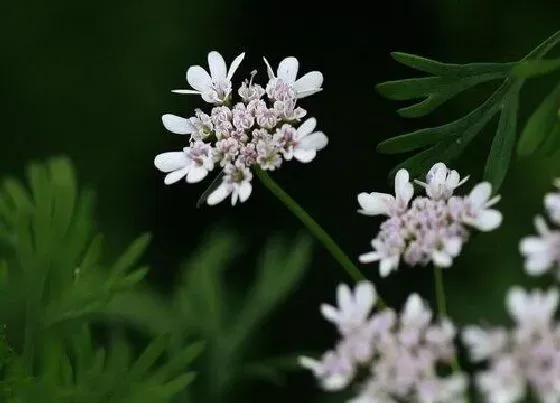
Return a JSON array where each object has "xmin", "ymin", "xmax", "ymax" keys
[{"xmin": 1, "ymin": 0, "xmax": 559, "ymax": 401}]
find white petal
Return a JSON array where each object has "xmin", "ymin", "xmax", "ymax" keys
[
  {"xmin": 355, "ymin": 282, "xmax": 376, "ymax": 313},
  {"xmin": 207, "ymin": 51, "xmax": 227, "ymax": 81},
  {"xmin": 293, "ymin": 148, "xmax": 316, "ymax": 163},
  {"xmin": 358, "ymin": 251, "xmax": 381, "ymax": 263},
  {"xmin": 525, "ymin": 255, "xmax": 554, "ymax": 276},
  {"xmin": 298, "ymin": 356, "xmax": 322, "ymax": 374},
  {"xmin": 277, "ymin": 57, "xmax": 299, "ymax": 84},
  {"xmin": 470, "ymin": 209, "xmax": 502, "ymax": 231},
  {"xmin": 379, "ymin": 256, "xmax": 398, "ymax": 277},
  {"xmin": 394, "ymin": 169, "xmax": 414, "ymax": 205},
  {"xmin": 469, "ymin": 182, "xmax": 492, "ymax": 208},
  {"xmin": 207, "ymin": 184, "xmax": 230, "ymax": 205},
  {"xmin": 154, "ymin": 152, "xmax": 188, "ymax": 173},
  {"xmin": 187, "ymin": 66, "xmax": 212, "ymax": 92},
  {"xmin": 296, "ymin": 118, "xmax": 317, "ymax": 139},
  {"xmin": 322, "ymin": 374, "xmax": 351, "ymax": 391},
  {"xmin": 161, "ymin": 114, "xmax": 195, "ymax": 135},
  {"xmin": 293, "ymin": 71, "xmax": 323, "ymax": 93},
  {"xmin": 432, "ymin": 250, "xmax": 453, "ymax": 267},
  {"xmin": 238, "ymin": 182, "xmax": 252, "ymax": 202},
  {"xmin": 336, "ymin": 284, "xmax": 353, "ymax": 312},
  {"xmin": 171, "ymin": 89, "xmax": 201, "ymax": 95},
  {"xmin": 186, "ymin": 165, "xmax": 208, "ymax": 183},
  {"xmin": 320, "ymin": 304, "xmax": 339, "ymax": 323},
  {"xmin": 506, "ymin": 286, "xmax": 527, "ymax": 321},
  {"xmin": 263, "ymin": 57, "xmax": 275, "ymax": 79},
  {"xmin": 357, "ymin": 192, "xmax": 394, "ymax": 216},
  {"xmin": 227, "ymin": 52, "xmax": 245, "ymax": 80},
  {"xmin": 520, "ymin": 237, "xmax": 549, "ymax": 254},
  {"xmin": 299, "ymin": 132, "xmax": 328, "ymax": 151},
  {"xmin": 164, "ymin": 170, "xmax": 187, "ymax": 185},
  {"xmin": 444, "ymin": 237, "xmax": 463, "ymax": 257}
]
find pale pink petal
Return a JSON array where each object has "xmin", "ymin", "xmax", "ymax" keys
[
  {"xmin": 227, "ymin": 52, "xmax": 245, "ymax": 80},
  {"xmin": 293, "ymin": 148, "xmax": 316, "ymax": 163},
  {"xmin": 263, "ymin": 57, "xmax": 275, "ymax": 79},
  {"xmin": 355, "ymin": 282, "xmax": 376, "ymax": 314},
  {"xmin": 164, "ymin": 169, "xmax": 187, "ymax": 185},
  {"xmin": 295, "ymin": 118, "xmax": 317, "ymax": 140},
  {"xmin": 207, "ymin": 184, "xmax": 230, "ymax": 205},
  {"xmin": 186, "ymin": 165, "xmax": 208, "ymax": 183},
  {"xmin": 238, "ymin": 182, "xmax": 252, "ymax": 202},
  {"xmin": 293, "ymin": 71, "xmax": 323, "ymax": 94},
  {"xmin": 469, "ymin": 182, "xmax": 492, "ymax": 209},
  {"xmin": 320, "ymin": 304, "xmax": 339, "ymax": 323},
  {"xmin": 277, "ymin": 57, "xmax": 299, "ymax": 84},
  {"xmin": 336, "ymin": 284, "xmax": 353, "ymax": 312},
  {"xmin": 357, "ymin": 192, "xmax": 394, "ymax": 216},
  {"xmin": 299, "ymin": 132, "xmax": 328, "ymax": 151},
  {"xmin": 154, "ymin": 152, "xmax": 188, "ymax": 173},
  {"xmin": 171, "ymin": 89, "xmax": 201, "ymax": 95},
  {"xmin": 207, "ymin": 51, "xmax": 227, "ymax": 81},
  {"xmin": 162, "ymin": 114, "xmax": 195, "ymax": 135},
  {"xmin": 187, "ymin": 66, "xmax": 212, "ymax": 92},
  {"xmin": 469, "ymin": 209, "xmax": 502, "ymax": 231}
]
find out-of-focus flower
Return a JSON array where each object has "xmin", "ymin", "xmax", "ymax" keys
[
  {"xmin": 463, "ymin": 287, "xmax": 560, "ymax": 403},
  {"xmin": 520, "ymin": 179, "xmax": 560, "ymax": 277},
  {"xmin": 358, "ymin": 163, "xmax": 502, "ymax": 276},
  {"xmin": 299, "ymin": 281, "xmax": 466, "ymax": 403}
]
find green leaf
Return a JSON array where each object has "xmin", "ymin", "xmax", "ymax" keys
[
  {"xmin": 483, "ymin": 88, "xmax": 520, "ymax": 190},
  {"xmin": 179, "ymin": 230, "xmax": 240, "ymax": 337},
  {"xmin": 111, "ymin": 233, "xmax": 152, "ymax": 279},
  {"xmin": 127, "ymin": 334, "xmax": 171, "ymax": 382},
  {"xmin": 230, "ymin": 234, "xmax": 312, "ymax": 351},
  {"xmin": 512, "ymin": 58, "xmax": 560, "ymax": 78},
  {"xmin": 152, "ymin": 341, "xmax": 204, "ymax": 383},
  {"xmin": 379, "ymin": 30, "xmax": 560, "ymax": 182},
  {"xmin": 517, "ymin": 82, "xmax": 560, "ymax": 156}
]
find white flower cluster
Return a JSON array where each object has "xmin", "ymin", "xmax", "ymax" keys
[
  {"xmin": 154, "ymin": 51, "xmax": 327, "ymax": 205},
  {"xmin": 299, "ymin": 281, "xmax": 467, "ymax": 403},
  {"xmin": 520, "ymin": 179, "xmax": 560, "ymax": 277},
  {"xmin": 358, "ymin": 163, "xmax": 503, "ymax": 277},
  {"xmin": 463, "ymin": 287, "xmax": 560, "ymax": 403}
]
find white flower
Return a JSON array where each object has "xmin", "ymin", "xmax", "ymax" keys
[
  {"xmin": 519, "ymin": 217, "xmax": 560, "ymax": 276},
  {"xmin": 416, "ymin": 162, "xmax": 469, "ymax": 201},
  {"xmin": 161, "ymin": 114, "xmax": 196, "ymax": 135},
  {"xmin": 432, "ymin": 237, "xmax": 463, "ymax": 268},
  {"xmin": 206, "ymin": 162, "xmax": 252, "ymax": 206},
  {"xmin": 154, "ymin": 141, "xmax": 213, "ymax": 185},
  {"xmin": 291, "ymin": 118, "xmax": 328, "ymax": 163},
  {"xmin": 506, "ymin": 286, "xmax": 558, "ymax": 331},
  {"xmin": 263, "ymin": 56, "xmax": 323, "ymax": 99},
  {"xmin": 298, "ymin": 350, "xmax": 354, "ymax": 391},
  {"xmin": 462, "ymin": 326, "xmax": 508, "ymax": 362},
  {"xmin": 173, "ymin": 51, "xmax": 245, "ymax": 103},
  {"xmin": 545, "ymin": 179, "xmax": 560, "ymax": 225},
  {"xmin": 320, "ymin": 282, "xmax": 377, "ymax": 335},
  {"xmin": 400, "ymin": 294, "xmax": 432, "ymax": 331},
  {"xmin": 462, "ymin": 182, "xmax": 502, "ymax": 231},
  {"xmin": 464, "ymin": 287, "xmax": 560, "ymax": 403},
  {"xmin": 358, "ymin": 169, "xmax": 414, "ymax": 216},
  {"xmin": 359, "ymin": 236, "xmax": 404, "ymax": 277}
]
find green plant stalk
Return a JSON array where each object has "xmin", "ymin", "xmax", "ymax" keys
[
  {"xmin": 433, "ymin": 266, "xmax": 461, "ymax": 373},
  {"xmin": 255, "ymin": 168, "xmax": 386, "ymax": 306}
]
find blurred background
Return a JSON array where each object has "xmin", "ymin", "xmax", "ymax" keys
[{"xmin": 1, "ymin": 0, "xmax": 559, "ymax": 401}]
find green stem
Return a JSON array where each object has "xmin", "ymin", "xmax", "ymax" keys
[
  {"xmin": 433, "ymin": 265, "xmax": 460, "ymax": 373},
  {"xmin": 255, "ymin": 168, "xmax": 381, "ymax": 293}
]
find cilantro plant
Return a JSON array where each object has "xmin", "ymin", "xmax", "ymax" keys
[{"xmin": 376, "ymin": 30, "xmax": 560, "ymax": 189}]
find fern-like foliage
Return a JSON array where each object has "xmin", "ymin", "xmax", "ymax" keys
[
  {"xmin": 102, "ymin": 231, "xmax": 313, "ymax": 401},
  {"xmin": 0, "ymin": 157, "xmax": 150, "ymax": 372},
  {"xmin": 1, "ymin": 326, "xmax": 203, "ymax": 403},
  {"xmin": 377, "ymin": 30, "xmax": 560, "ymax": 189},
  {"xmin": 0, "ymin": 157, "xmax": 202, "ymax": 401}
]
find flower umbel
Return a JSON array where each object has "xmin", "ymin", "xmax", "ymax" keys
[
  {"xmin": 154, "ymin": 51, "xmax": 328, "ymax": 206},
  {"xmin": 463, "ymin": 287, "xmax": 560, "ymax": 403},
  {"xmin": 358, "ymin": 163, "xmax": 502, "ymax": 276},
  {"xmin": 299, "ymin": 281, "xmax": 467, "ymax": 402},
  {"xmin": 520, "ymin": 178, "xmax": 560, "ymax": 277}
]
